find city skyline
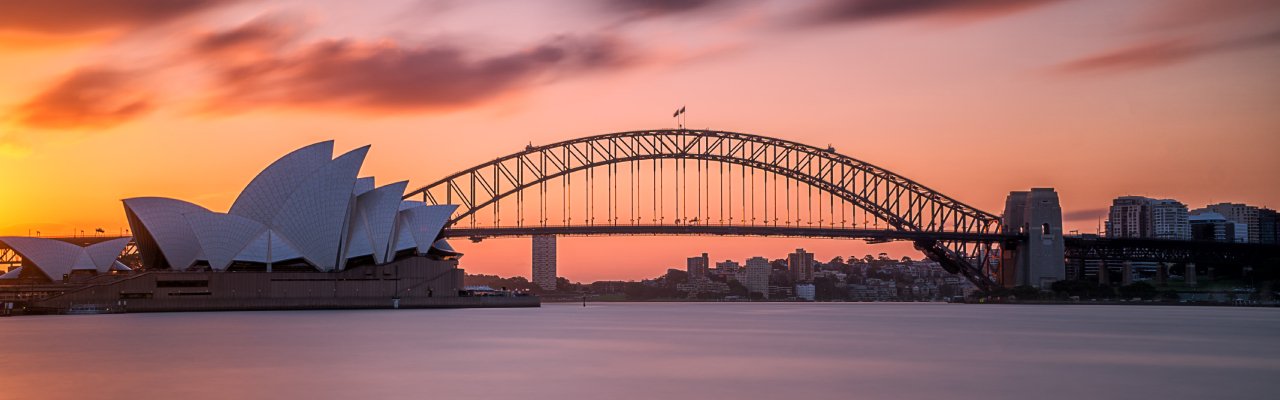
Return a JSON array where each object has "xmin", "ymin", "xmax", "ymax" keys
[{"xmin": 2, "ymin": 0, "xmax": 1278, "ymax": 282}]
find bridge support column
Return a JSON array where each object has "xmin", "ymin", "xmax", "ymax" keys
[
  {"xmin": 1156, "ymin": 263, "xmax": 1169, "ymax": 287},
  {"xmin": 1002, "ymin": 188, "xmax": 1065, "ymax": 289},
  {"xmin": 1098, "ymin": 262, "xmax": 1110, "ymax": 286},
  {"xmin": 1185, "ymin": 262, "xmax": 1197, "ymax": 287},
  {"xmin": 1121, "ymin": 261, "xmax": 1133, "ymax": 286},
  {"xmin": 531, "ymin": 235, "xmax": 557, "ymax": 291}
]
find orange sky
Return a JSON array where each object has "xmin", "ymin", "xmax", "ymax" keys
[{"xmin": 1, "ymin": 0, "xmax": 1277, "ymax": 282}]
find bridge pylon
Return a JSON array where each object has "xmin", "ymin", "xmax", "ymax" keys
[{"xmin": 1001, "ymin": 188, "xmax": 1066, "ymax": 289}]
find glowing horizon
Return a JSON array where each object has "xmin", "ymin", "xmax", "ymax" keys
[{"xmin": 2, "ymin": 0, "xmax": 1277, "ymax": 282}]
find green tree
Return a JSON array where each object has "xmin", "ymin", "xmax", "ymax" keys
[
  {"xmin": 1119, "ymin": 282, "xmax": 1157, "ymax": 300},
  {"xmin": 1010, "ymin": 285, "xmax": 1041, "ymax": 301}
]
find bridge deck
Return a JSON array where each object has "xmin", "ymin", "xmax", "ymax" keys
[{"xmin": 442, "ymin": 225, "xmax": 1018, "ymax": 242}]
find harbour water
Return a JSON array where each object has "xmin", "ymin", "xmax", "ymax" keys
[{"xmin": 1, "ymin": 303, "xmax": 1277, "ymax": 399}]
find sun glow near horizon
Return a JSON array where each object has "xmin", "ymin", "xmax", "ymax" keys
[{"xmin": 1, "ymin": 0, "xmax": 1277, "ymax": 281}]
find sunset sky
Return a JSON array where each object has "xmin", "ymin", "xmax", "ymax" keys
[{"xmin": 1, "ymin": 0, "xmax": 1277, "ymax": 282}]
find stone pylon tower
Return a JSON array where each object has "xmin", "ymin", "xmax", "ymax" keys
[{"xmin": 1002, "ymin": 188, "xmax": 1066, "ymax": 288}]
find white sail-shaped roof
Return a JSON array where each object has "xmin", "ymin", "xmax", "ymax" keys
[
  {"xmin": 234, "ymin": 230, "xmax": 303, "ymax": 263},
  {"xmin": 391, "ymin": 220, "xmax": 417, "ymax": 253},
  {"xmin": 353, "ymin": 177, "xmax": 375, "ymax": 196},
  {"xmin": 110, "ymin": 261, "xmax": 132, "ymax": 271},
  {"xmin": 271, "ymin": 146, "xmax": 369, "ymax": 271},
  {"xmin": 398, "ymin": 204, "xmax": 457, "ymax": 254},
  {"xmin": 351, "ymin": 181, "xmax": 408, "ymax": 264},
  {"xmin": 432, "ymin": 239, "xmax": 456, "ymax": 253},
  {"xmin": 0, "ymin": 236, "xmax": 132, "ymax": 280},
  {"xmin": 229, "ymin": 141, "xmax": 334, "ymax": 226},
  {"xmin": 124, "ymin": 197, "xmax": 209, "ymax": 270},
  {"xmin": 85, "ymin": 237, "xmax": 132, "ymax": 273},
  {"xmin": 344, "ymin": 214, "xmax": 374, "ymax": 260},
  {"xmin": 186, "ymin": 212, "xmax": 268, "ymax": 271},
  {"xmin": 71, "ymin": 251, "xmax": 97, "ymax": 271},
  {"xmin": 0, "ymin": 266, "xmax": 23, "ymax": 280},
  {"xmin": 0, "ymin": 237, "xmax": 87, "ymax": 280}
]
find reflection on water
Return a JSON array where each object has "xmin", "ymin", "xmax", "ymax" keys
[{"xmin": 1, "ymin": 304, "xmax": 1277, "ymax": 399}]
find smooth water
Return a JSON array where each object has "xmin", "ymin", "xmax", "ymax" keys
[{"xmin": 1, "ymin": 303, "xmax": 1277, "ymax": 399}]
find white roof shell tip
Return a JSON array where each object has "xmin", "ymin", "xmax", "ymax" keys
[
  {"xmin": 270, "ymin": 145, "xmax": 370, "ymax": 272},
  {"xmin": 185, "ymin": 212, "xmax": 268, "ymax": 271},
  {"xmin": 123, "ymin": 197, "xmax": 209, "ymax": 270},
  {"xmin": 229, "ymin": 140, "xmax": 335, "ymax": 226},
  {"xmin": 85, "ymin": 237, "xmax": 133, "ymax": 273},
  {"xmin": 352, "ymin": 181, "xmax": 409, "ymax": 264},
  {"xmin": 399, "ymin": 204, "xmax": 458, "ymax": 254}
]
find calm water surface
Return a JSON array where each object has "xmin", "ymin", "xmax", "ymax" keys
[{"xmin": 1, "ymin": 303, "xmax": 1278, "ymax": 399}]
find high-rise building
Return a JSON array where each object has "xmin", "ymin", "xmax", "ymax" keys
[
  {"xmin": 744, "ymin": 256, "xmax": 770, "ymax": 299},
  {"xmin": 531, "ymin": 235, "xmax": 557, "ymax": 291},
  {"xmin": 788, "ymin": 248, "xmax": 814, "ymax": 283},
  {"xmin": 1105, "ymin": 196, "xmax": 1190, "ymax": 240},
  {"xmin": 713, "ymin": 260, "xmax": 740, "ymax": 279},
  {"xmin": 1107, "ymin": 196, "xmax": 1148, "ymax": 238},
  {"xmin": 1197, "ymin": 203, "xmax": 1260, "ymax": 243},
  {"xmin": 687, "ymin": 253, "xmax": 709, "ymax": 281},
  {"xmin": 1259, "ymin": 208, "xmax": 1278, "ymax": 245},
  {"xmin": 1149, "ymin": 199, "xmax": 1191, "ymax": 240}
]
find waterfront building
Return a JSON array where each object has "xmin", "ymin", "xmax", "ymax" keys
[
  {"xmin": 788, "ymin": 248, "xmax": 815, "ymax": 283},
  {"xmin": 687, "ymin": 253, "xmax": 709, "ymax": 281},
  {"xmin": 713, "ymin": 260, "xmax": 740, "ymax": 279},
  {"xmin": 1189, "ymin": 212, "xmax": 1247, "ymax": 243},
  {"xmin": 532, "ymin": 235, "xmax": 557, "ymax": 291},
  {"xmin": 1107, "ymin": 196, "xmax": 1148, "ymax": 238},
  {"xmin": 0, "ymin": 237, "xmax": 133, "ymax": 283},
  {"xmin": 1257, "ymin": 208, "xmax": 1277, "ymax": 245},
  {"xmin": 1196, "ymin": 203, "xmax": 1261, "ymax": 243},
  {"xmin": 0, "ymin": 141, "xmax": 540, "ymax": 312},
  {"xmin": 794, "ymin": 283, "xmax": 816, "ymax": 301},
  {"xmin": 1149, "ymin": 199, "xmax": 1191, "ymax": 240},
  {"xmin": 743, "ymin": 256, "xmax": 770, "ymax": 299},
  {"xmin": 676, "ymin": 279, "xmax": 730, "ymax": 295},
  {"xmin": 1105, "ymin": 196, "xmax": 1190, "ymax": 240}
]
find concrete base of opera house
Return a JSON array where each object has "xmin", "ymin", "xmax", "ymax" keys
[{"xmin": 6, "ymin": 256, "xmax": 539, "ymax": 315}]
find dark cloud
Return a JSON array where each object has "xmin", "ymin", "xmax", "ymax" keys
[
  {"xmin": 1062, "ymin": 208, "xmax": 1107, "ymax": 222},
  {"xmin": 799, "ymin": 0, "xmax": 1066, "ymax": 25},
  {"xmin": 0, "ymin": 0, "xmax": 235, "ymax": 34},
  {"xmin": 191, "ymin": 15, "xmax": 299, "ymax": 55},
  {"xmin": 196, "ymin": 21, "xmax": 636, "ymax": 112},
  {"xmin": 603, "ymin": 0, "xmax": 722, "ymax": 19},
  {"xmin": 1056, "ymin": 29, "xmax": 1280, "ymax": 73},
  {"xmin": 13, "ymin": 68, "xmax": 153, "ymax": 129}
]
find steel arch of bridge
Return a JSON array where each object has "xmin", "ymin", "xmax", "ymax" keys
[{"xmin": 405, "ymin": 129, "xmax": 1005, "ymax": 290}]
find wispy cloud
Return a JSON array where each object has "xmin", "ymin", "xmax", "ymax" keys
[
  {"xmin": 0, "ymin": 0, "xmax": 238, "ymax": 35},
  {"xmin": 1062, "ymin": 208, "xmax": 1107, "ymax": 222},
  {"xmin": 11, "ymin": 67, "xmax": 154, "ymax": 130},
  {"xmin": 1056, "ymin": 29, "xmax": 1280, "ymax": 73},
  {"xmin": 795, "ymin": 0, "xmax": 1068, "ymax": 26},
  {"xmin": 195, "ymin": 19, "xmax": 639, "ymax": 113}
]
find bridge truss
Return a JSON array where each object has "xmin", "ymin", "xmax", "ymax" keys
[{"xmin": 405, "ymin": 130, "xmax": 1006, "ymax": 290}]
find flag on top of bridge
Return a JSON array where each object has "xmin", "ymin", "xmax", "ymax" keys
[{"xmin": 673, "ymin": 106, "xmax": 685, "ymax": 117}]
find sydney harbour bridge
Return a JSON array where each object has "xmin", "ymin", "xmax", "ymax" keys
[
  {"xmin": 401, "ymin": 129, "xmax": 1278, "ymax": 292},
  {"xmin": 4, "ymin": 129, "xmax": 1276, "ymax": 292}
]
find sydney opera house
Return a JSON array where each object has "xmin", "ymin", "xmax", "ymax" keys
[{"xmin": 0, "ymin": 141, "xmax": 536, "ymax": 314}]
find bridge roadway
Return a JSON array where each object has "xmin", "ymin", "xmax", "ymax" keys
[{"xmin": 442, "ymin": 225, "xmax": 1019, "ymax": 243}]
